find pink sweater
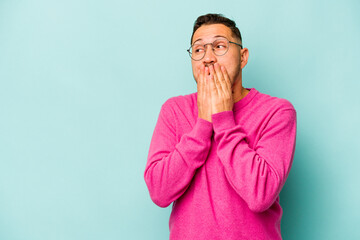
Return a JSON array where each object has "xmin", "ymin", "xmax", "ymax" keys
[{"xmin": 144, "ymin": 88, "xmax": 297, "ymax": 240}]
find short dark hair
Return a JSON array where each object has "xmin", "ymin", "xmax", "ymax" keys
[{"xmin": 191, "ymin": 13, "xmax": 242, "ymax": 45}]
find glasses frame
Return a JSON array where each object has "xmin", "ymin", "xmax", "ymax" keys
[{"xmin": 187, "ymin": 38, "xmax": 243, "ymax": 61}]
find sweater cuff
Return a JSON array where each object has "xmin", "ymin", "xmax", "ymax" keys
[
  {"xmin": 192, "ymin": 118, "xmax": 213, "ymax": 140},
  {"xmin": 212, "ymin": 111, "xmax": 236, "ymax": 132}
]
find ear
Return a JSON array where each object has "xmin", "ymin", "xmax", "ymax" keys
[{"xmin": 240, "ymin": 48, "xmax": 249, "ymax": 69}]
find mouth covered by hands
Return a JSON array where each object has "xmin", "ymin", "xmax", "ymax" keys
[{"xmin": 197, "ymin": 63, "xmax": 234, "ymax": 123}]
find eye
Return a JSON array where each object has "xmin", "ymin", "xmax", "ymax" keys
[
  {"xmin": 193, "ymin": 45, "xmax": 204, "ymax": 53},
  {"xmin": 214, "ymin": 41, "xmax": 227, "ymax": 49}
]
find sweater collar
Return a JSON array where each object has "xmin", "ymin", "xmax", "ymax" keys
[{"xmin": 233, "ymin": 88, "xmax": 258, "ymax": 112}]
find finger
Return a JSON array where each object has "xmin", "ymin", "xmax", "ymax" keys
[
  {"xmin": 212, "ymin": 64, "xmax": 228, "ymax": 100},
  {"xmin": 214, "ymin": 63, "xmax": 228, "ymax": 96},
  {"xmin": 221, "ymin": 65, "xmax": 232, "ymax": 93},
  {"xmin": 204, "ymin": 68, "xmax": 210, "ymax": 99},
  {"xmin": 198, "ymin": 67, "xmax": 207, "ymax": 100},
  {"xmin": 205, "ymin": 72, "xmax": 210, "ymax": 94},
  {"xmin": 205, "ymin": 72, "xmax": 212, "ymax": 109},
  {"xmin": 197, "ymin": 68, "xmax": 203, "ymax": 92},
  {"xmin": 202, "ymin": 67, "xmax": 208, "ymax": 98},
  {"xmin": 202, "ymin": 67, "xmax": 210, "ymax": 97},
  {"xmin": 214, "ymin": 63, "xmax": 225, "ymax": 84},
  {"xmin": 209, "ymin": 69, "xmax": 218, "ymax": 98},
  {"xmin": 209, "ymin": 65, "xmax": 219, "ymax": 94},
  {"xmin": 205, "ymin": 66, "xmax": 209, "ymax": 79}
]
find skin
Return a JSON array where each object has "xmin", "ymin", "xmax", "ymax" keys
[{"xmin": 191, "ymin": 24, "xmax": 250, "ymax": 122}]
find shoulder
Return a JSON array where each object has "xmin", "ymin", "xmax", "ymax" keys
[
  {"xmin": 161, "ymin": 92, "xmax": 197, "ymax": 113},
  {"xmin": 157, "ymin": 92, "xmax": 198, "ymax": 131},
  {"xmin": 250, "ymin": 90, "xmax": 297, "ymax": 134},
  {"xmin": 254, "ymin": 89, "xmax": 296, "ymax": 113},
  {"xmin": 246, "ymin": 89, "xmax": 297, "ymax": 126}
]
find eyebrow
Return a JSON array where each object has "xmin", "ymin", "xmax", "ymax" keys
[{"xmin": 193, "ymin": 35, "xmax": 228, "ymax": 45}]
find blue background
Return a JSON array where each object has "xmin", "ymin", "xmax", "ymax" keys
[{"xmin": 1, "ymin": 0, "xmax": 359, "ymax": 239}]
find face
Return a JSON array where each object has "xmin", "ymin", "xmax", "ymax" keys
[{"xmin": 191, "ymin": 24, "xmax": 248, "ymax": 87}]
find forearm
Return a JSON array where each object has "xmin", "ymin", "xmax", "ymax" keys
[
  {"xmin": 145, "ymin": 118, "xmax": 213, "ymax": 207},
  {"xmin": 212, "ymin": 110, "xmax": 297, "ymax": 212}
]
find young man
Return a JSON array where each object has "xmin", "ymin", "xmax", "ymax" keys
[{"xmin": 144, "ymin": 13, "xmax": 297, "ymax": 240}]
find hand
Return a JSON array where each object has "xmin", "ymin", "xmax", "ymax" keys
[
  {"xmin": 197, "ymin": 66, "xmax": 212, "ymax": 122},
  {"xmin": 209, "ymin": 63, "xmax": 234, "ymax": 114}
]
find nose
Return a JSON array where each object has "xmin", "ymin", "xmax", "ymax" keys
[{"xmin": 202, "ymin": 44, "xmax": 217, "ymax": 66}]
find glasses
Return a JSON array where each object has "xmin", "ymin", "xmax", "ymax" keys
[{"xmin": 187, "ymin": 37, "xmax": 243, "ymax": 61}]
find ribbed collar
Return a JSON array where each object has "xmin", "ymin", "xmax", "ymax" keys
[{"xmin": 233, "ymin": 88, "xmax": 258, "ymax": 112}]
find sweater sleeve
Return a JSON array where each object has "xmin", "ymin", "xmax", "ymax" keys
[
  {"xmin": 212, "ymin": 109, "xmax": 297, "ymax": 213},
  {"xmin": 144, "ymin": 101, "xmax": 213, "ymax": 208}
]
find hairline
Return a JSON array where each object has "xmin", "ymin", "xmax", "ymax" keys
[{"xmin": 191, "ymin": 23, "xmax": 242, "ymax": 45}]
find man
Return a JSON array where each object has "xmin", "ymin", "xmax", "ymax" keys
[{"xmin": 144, "ymin": 13, "xmax": 297, "ymax": 240}]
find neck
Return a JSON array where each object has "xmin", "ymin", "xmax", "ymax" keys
[{"xmin": 232, "ymin": 78, "xmax": 249, "ymax": 103}]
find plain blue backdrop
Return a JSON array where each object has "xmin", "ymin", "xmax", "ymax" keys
[{"xmin": 0, "ymin": 0, "xmax": 359, "ymax": 239}]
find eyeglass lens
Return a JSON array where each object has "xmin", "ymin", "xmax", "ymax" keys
[{"xmin": 189, "ymin": 38, "xmax": 229, "ymax": 60}]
